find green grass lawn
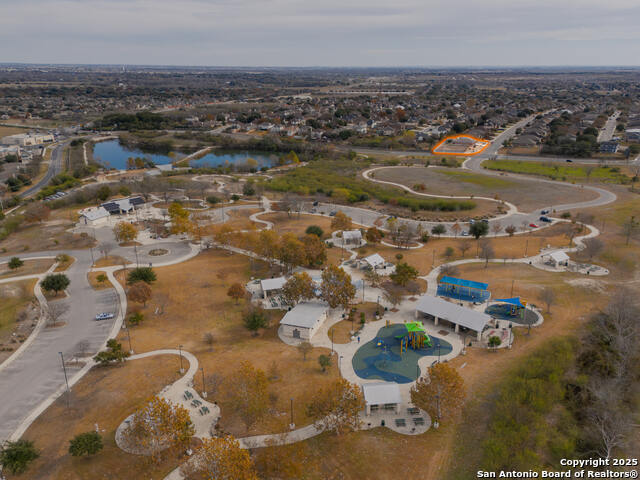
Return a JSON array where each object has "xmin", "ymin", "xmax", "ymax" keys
[{"xmin": 483, "ymin": 160, "xmax": 631, "ymax": 184}]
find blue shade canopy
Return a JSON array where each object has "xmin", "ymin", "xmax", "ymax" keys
[
  {"xmin": 494, "ymin": 297, "xmax": 525, "ymax": 308},
  {"xmin": 439, "ymin": 276, "xmax": 488, "ymax": 291}
]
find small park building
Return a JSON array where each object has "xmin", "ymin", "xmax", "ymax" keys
[
  {"xmin": 415, "ymin": 295, "xmax": 490, "ymax": 341},
  {"xmin": 362, "ymin": 382, "xmax": 401, "ymax": 415},
  {"xmin": 279, "ymin": 302, "xmax": 328, "ymax": 340}
]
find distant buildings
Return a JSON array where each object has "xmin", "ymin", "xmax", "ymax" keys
[
  {"xmin": 625, "ymin": 129, "xmax": 640, "ymax": 143},
  {"xmin": 599, "ymin": 141, "xmax": 619, "ymax": 153},
  {"xmin": 1, "ymin": 133, "xmax": 54, "ymax": 146}
]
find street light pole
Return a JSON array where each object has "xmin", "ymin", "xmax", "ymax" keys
[
  {"xmin": 200, "ymin": 367, "xmax": 207, "ymax": 398},
  {"xmin": 178, "ymin": 345, "xmax": 184, "ymax": 373},
  {"xmin": 59, "ymin": 352, "xmax": 70, "ymax": 409},
  {"xmin": 289, "ymin": 397, "xmax": 295, "ymax": 429},
  {"xmin": 331, "ymin": 330, "xmax": 334, "ymax": 355},
  {"xmin": 126, "ymin": 325, "xmax": 133, "ymax": 354}
]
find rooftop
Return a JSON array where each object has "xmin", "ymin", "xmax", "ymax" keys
[
  {"xmin": 279, "ymin": 302, "xmax": 328, "ymax": 329},
  {"xmin": 362, "ymin": 382, "xmax": 402, "ymax": 406},
  {"xmin": 416, "ymin": 295, "xmax": 491, "ymax": 332}
]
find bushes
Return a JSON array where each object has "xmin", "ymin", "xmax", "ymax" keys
[
  {"xmin": 265, "ymin": 159, "xmax": 475, "ymax": 212},
  {"xmin": 481, "ymin": 339, "xmax": 577, "ymax": 471},
  {"xmin": 36, "ymin": 173, "xmax": 80, "ymax": 199},
  {"xmin": 127, "ymin": 267, "xmax": 156, "ymax": 284}
]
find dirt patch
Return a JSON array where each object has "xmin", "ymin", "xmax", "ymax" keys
[
  {"xmin": 0, "ymin": 258, "xmax": 55, "ymax": 279},
  {"xmin": 260, "ymin": 212, "xmax": 334, "ymax": 236},
  {"xmin": 93, "ymin": 255, "xmax": 131, "ymax": 268},
  {"xmin": 0, "ymin": 279, "xmax": 38, "ymax": 363},
  {"xmin": 373, "ymin": 166, "xmax": 599, "ymax": 212},
  {"xmin": 88, "ymin": 271, "xmax": 114, "ymax": 290}
]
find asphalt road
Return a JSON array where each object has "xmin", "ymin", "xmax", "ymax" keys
[
  {"xmin": 598, "ymin": 111, "xmax": 620, "ymax": 143},
  {"xmin": 20, "ymin": 141, "xmax": 68, "ymax": 199},
  {"xmin": 0, "ymin": 240, "xmax": 193, "ymax": 442},
  {"xmin": 0, "ymin": 249, "xmax": 116, "ymax": 441}
]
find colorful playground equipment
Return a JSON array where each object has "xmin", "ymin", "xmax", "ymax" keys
[
  {"xmin": 397, "ymin": 321, "xmax": 433, "ymax": 353},
  {"xmin": 493, "ymin": 297, "xmax": 527, "ymax": 316}
]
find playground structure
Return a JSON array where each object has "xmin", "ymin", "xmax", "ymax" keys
[
  {"xmin": 485, "ymin": 297, "xmax": 538, "ymax": 325},
  {"xmin": 437, "ymin": 275, "xmax": 491, "ymax": 303},
  {"xmin": 397, "ymin": 322, "xmax": 433, "ymax": 353},
  {"xmin": 353, "ymin": 324, "xmax": 453, "ymax": 383}
]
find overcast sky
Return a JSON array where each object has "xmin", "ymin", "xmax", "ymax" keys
[{"xmin": 1, "ymin": 0, "xmax": 639, "ymax": 66}]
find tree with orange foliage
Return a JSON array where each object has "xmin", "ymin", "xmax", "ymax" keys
[
  {"xmin": 305, "ymin": 378, "xmax": 364, "ymax": 435},
  {"xmin": 128, "ymin": 281, "xmax": 152, "ymax": 307},
  {"xmin": 278, "ymin": 233, "xmax": 305, "ymax": 272},
  {"xmin": 113, "ymin": 221, "xmax": 138, "ymax": 243},
  {"xmin": 125, "ymin": 397, "xmax": 194, "ymax": 463},
  {"xmin": 330, "ymin": 211, "xmax": 352, "ymax": 231},
  {"xmin": 320, "ymin": 264, "xmax": 355, "ymax": 311},
  {"xmin": 227, "ymin": 283, "xmax": 245, "ymax": 305},
  {"xmin": 301, "ymin": 233, "xmax": 327, "ymax": 267},
  {"xmin": 410, "ymin": 362, "xmax": 465, "ymax": 424},
  {"xmin": 180, "ymin": 435, "xmax": 258, "ymax": 480}
]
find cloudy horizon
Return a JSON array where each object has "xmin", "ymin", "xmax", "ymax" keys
[{"xmin": 2, "ymin": 0, "xmax": 639, "ymax": 67}]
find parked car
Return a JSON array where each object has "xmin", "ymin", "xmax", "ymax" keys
[
  {"xmin": 540, "ymin": 209, "xmax": 550, "ymax": 215},
  {"xmin": 529, "ymin": 223, "xmax": 539, "ymax": 228},
  {"xmin": 565, "ymin": 159, "xmax": 573, "ymax": 163},
  {"xmin": 312, "ymin": 201, "xmax": 319, "ymax": 206},
  {"xmin": 462, "ymin": 231, "xmax": 470, "ymax": 236},
  {"xmin": 95, "ymin": 313, "xmax": 115, "ymax": 321},
  {"xmin": 329, "ymin": 211, "xmax": 337, "ymax": 216},
  {"xmin": 539, "ymin": 216, "xmax": 552, "ymax": 223}
]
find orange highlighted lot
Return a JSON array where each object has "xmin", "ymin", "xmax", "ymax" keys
[{"xmin": 432, "ymin": 134, "xmax": 490, "ymax": 156}]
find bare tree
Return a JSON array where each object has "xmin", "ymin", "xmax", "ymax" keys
[
  {"xmin": 439, "ymin": 264, "xmax": 460, "ymax": 277},
  {"xmin": 586, "ymin": 379, "xmax": 631, "ymax": 460},
  {"xmin": 491, "ymin": 222, "xmax": 502, "ymax": 237},
  {"xmin": 205, "ymin": 373, "xmax": 224, "ymax": 396},
  {"xmin": 457, "ymin": 240, "xmax": 472, "ymax": 258},
  {"xmin": 539, "ymin": 286, "xmax": 556, "ymax": 313},
  {"xmin": 99, "ymin": 241, "xmax": 114, "ymax": 259},
  {"xmin": 44, "ymin": 301, "xmax": 69, "ymax": 327},
  {"xmin": 479, "ymin": 240, "xmax": 494, "ymax": 267},
  {"xmin": 622, "ymin": 215, "xmax": 638, "ymax": 245},
  {"xmin": 582, "ymin": 237, "xmax": 604, "ymax": 261}
]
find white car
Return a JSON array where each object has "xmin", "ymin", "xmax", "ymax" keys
[{"xmin": 95, "ymin": 312, "xmax": 115, "ymax": 321}]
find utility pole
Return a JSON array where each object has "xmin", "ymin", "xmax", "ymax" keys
[
  {"xmin": 59, "ymin": 352, "xmax": 70, "ymax": 410},
  {"xmin": 289, "ymin": 398, "xmax": 295, "ymax": 430},
  {"xmin": 126, "ymin": 325, "xmax": 133, "ymax": 354},
  {"xmin": 200, "ymin": 367, "xmax": 207, "ymax": 398}
]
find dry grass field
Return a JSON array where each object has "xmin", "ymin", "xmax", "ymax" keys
[
  {"xmin": 0, "ymin": 279, "xmax": 36, "ymax": 355},
  {"xmin": 356, "ymin": 222, "xmax": 577, "ymax": 275},
  {"xmin": 115, "ymin": 248, "xmax": 340, "ymax": 437},
  {"xmin": 0, "ymin": 258, "xmax": 54, "ymax": 279},
  {"xmin": 18, "ymin": 355, "xmax": 185, "ymax": 480},
  {"xmin": 0, "ymin": 209, "xmax": 94, "ymax": 255},
  {"xmin": 298, "ymin": 263, "xmax": 610, "ymax": 480},
  {"xmin": 373, "ymin": 166, "xmax": 598, "ymax": 211},
  {"xmin": 259, "ymin": 212, "xmax": 335, "ymax": 236}
]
